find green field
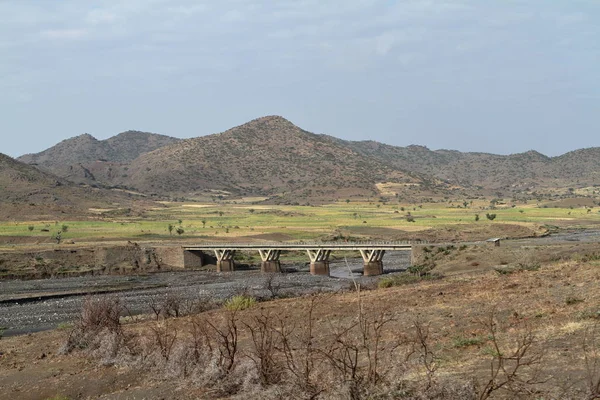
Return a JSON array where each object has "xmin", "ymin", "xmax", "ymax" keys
[{"xmin": 1, "ymin": 198, "xmax": 599, "ymax": 245}]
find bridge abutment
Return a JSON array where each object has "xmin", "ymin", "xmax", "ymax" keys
[
  {"xmin": 217, "ymin": 259, "xmax": 235, "ymax": 272},
  {"xmin": 360, "ymin": 249, "xmax": 386, "ymax": 276},
  {"xmin": 363, "ymin": 261, "xmax": 384, "ymax": 276},
  {"xmin": 261, "ymin": 261, "xmax": 281, "ymax": 273},
  {"xmin": 307, "ymin": 249, "xmax": 331, "ymax": 276},
  {"xmin": 258, "ymin": 249, "xmax": 282, "ymax": 273},
  {"xmin": 310, "ymin": 261, "xmax": 330, "ymax": 275},
  {"xmin": 214, "ymin": 249, "xmax": 235, "ymax": 272}
]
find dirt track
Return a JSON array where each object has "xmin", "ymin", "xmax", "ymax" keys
[{"xmin": 0, "ymin": 253, "xmax": 410, "ymax": 336}]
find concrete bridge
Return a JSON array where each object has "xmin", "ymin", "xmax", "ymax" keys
[{"xmin": 182, "ymin": 241, "xmax": 419, "ymax": 276}]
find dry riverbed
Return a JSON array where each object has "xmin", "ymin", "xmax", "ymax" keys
[{"xmin": 0, "ymin": 253, "xmax": 410, "ymax": 336}]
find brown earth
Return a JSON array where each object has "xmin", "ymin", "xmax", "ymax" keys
[
  {"xmin": 1, "ymin": 258, "xmax": 599, "ymax": 399},
  {"xmin": 0, "ymin": 153, "xmax": 157, "ymax": 220},
  {"xmin": 16, "ymin": 116, "xmax": 600, "ymax": 202}
]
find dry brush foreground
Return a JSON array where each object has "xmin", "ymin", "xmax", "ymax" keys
[{"xmin": 1, "ymin": 259, "xmax": 599, "ymax": 399}]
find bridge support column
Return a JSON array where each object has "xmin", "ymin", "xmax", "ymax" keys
[
  {"xmin": 360, "ymin": 249, "xmax": 385, "ymax": 276},
  {"xmin": 307, "ymin": 249, "xmax": 331, "ymax": 276},
  {"xmin": 258, "ymin": 250, "xmax": 282, "ymax": 273},
  {"xmin": 215, "ymin": 249, "xmax": 235, "ymax": 272}
]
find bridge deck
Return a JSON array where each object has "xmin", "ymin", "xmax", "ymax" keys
[{"xmin": 182, "ymin": 241, "xmax": 419, "ymax": 251}]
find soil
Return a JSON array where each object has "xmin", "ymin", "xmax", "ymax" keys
[{"xmin": 1, "ymin": 253, "xmax": 599, "ymax": 399}]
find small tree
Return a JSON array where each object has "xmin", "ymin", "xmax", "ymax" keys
[
  {"xmin": 486, "ymin": 213, "xmax": 497, "ymax": 221},
  {"xmin": 475, "ymin": 214, "xmax": 480, "ymax": 221},
  {"xmin": 27, "ymin": 225, "xmax": 34, "ymax": 232},
  {"xmin": 249, "ymin": 209, "xmax": 255, "ymax": 214},
  {"xmin": 168, "ymin": 224, "xmax": 174, "ymax": 235},
  {"xmin": 201, "ymin": 219, "xmax": 207, "ymax": 228},
  {"xmin": 176, "ymin": 227, "xmax": 185, "ymax": 235},
  {"xmin": 61, "ymin": 224, "xmax": 69, "ymax": 233}
]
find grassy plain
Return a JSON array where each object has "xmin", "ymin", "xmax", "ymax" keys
[{"xmin": 1, "ymin": 199, "xmax": 599, "ymax": 246}]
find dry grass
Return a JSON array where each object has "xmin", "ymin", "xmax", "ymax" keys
[{"xmin": 42, "ymin": 259, "xmax": 598, "ymax": 399}]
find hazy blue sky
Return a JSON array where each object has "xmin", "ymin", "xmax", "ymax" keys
[{"xmin": 1, "ymin": 0, "xmax": 599, "ymax": 157}]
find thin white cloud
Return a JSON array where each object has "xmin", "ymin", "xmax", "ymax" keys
[
  {"xmin": 85, "ymin": 9, "xmax": 119, "ymax": 25},
  {"xmin": 41, "ymin": 28, "xmax": 87, "ymax": 40}
]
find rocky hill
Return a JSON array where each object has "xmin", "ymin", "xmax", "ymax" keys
[
  {"xmin": 18, "ymin": 131, "xmax": 180, "ymax": 186},
  {"xmin": 109, "ymin": 116, "xmax": 434, "ymax": 200},
  {"xmin": 18, "ymin": 116, "xmax": 600, "ymax": 201},
  {"xmin": 0, "ymin": 153, "xmax": 147, "ymax": 219}
]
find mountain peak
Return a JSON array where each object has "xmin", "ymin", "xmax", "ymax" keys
[{"xmin": 73, "ymin": 133, "xmax": 98, "ymax": 141}]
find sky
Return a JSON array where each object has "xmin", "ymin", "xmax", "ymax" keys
[{"xmin": 1, "ymin": 0, "xmax": 599, "ymax": 158}]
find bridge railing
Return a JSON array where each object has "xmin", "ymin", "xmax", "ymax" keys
[{"xmin": 184, "ymin": 240, "xmax": 427, "ymax": 248}]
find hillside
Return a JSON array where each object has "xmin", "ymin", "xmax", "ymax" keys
[
  {"xmin": 18, "ymin": 131, "xmax": 180, "ymax": 186},
  {"xmin": 346, "ymin": 142, "xmax": 600, "ymax": 193},
  {"xmin": 113, "ymin": 116, "xmax": 434, "ymax": 200},
  {"xmin": 18, "ymin": 116, "xmax": 600, "ymax": 201},
  {"xmin": 0, "ymin": 153, "xmax": 146, "ymax": 219}
]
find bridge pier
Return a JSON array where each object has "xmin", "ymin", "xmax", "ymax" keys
[
  {"xmin": 214, "ymin": 249, "xmax": 235, "ymax": 272},
  {"xmin": 258, "ymin": 249, "xmax": 282, "ymax": 273},
  {"xmin": 360, "ymin": 249, "xmax": 385, "ymax": 276},
  {"xmin": 307, "ymin": 249, "xmax": 331, "ymax": 276}
]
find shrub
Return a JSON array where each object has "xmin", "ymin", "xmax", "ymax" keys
[
  {"xmin": 61, "ymin": 296, "xmax": 124, "ymax": 354},
  {"xmin": 224, "ymin": 295, "xmax": 257, "ymax": 311},
  {"xmin": 378, "ymin": 272, "xmax": 442, "ymax": 288},
  {"xmin": 453, "ymin": 335, "xmax": 485, "ymax": 348},
  {"xmin": 486, "ymin": 213, "xmax": 497, "ymax": 221},
  {"xmin": 566, "ymin": 296, "xmax": 585, "ymax": 305}
]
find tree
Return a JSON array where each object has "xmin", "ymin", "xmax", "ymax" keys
[
  {"xmin": 27, "ymin": 225, "xmax": 34, "ymax": 232},
  {"xmin": 176, "ymin": 227, "xmax": 185, "ymax": 235},
  {"xmin": 486, "ymin": 213, "xmax": 497, "ymax": 221},
  {"xmin": 61, "ymin": 224, "xmax": 68, "ymax": 233},
  {"xmin": 475, "ymin": 214, "xmax": 480, "ymax": 221},
  {"xmin": 248, "ymin": 209, "xmax": 255, "ymax": 214},
  {"xmin": 168, "ymin": 224, "xmax": 174, "ymax": 235}
]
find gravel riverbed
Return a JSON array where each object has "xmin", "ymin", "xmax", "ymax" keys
[{"xmin": 0, "ymin": 253, "xmax": 411, "ymax": 336}]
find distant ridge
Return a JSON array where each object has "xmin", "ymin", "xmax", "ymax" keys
[
  {"xmin": 0, "ymin": 153, "xmax": 143, "ymax": 219},
  {"xmin": 18, "ymin": 130, "xmax": 180, "ymax": 186},
  {"xmin": 19, "ymin": 130, "xmax": 180, "ymax": 166},
  {"xmin": 18, "ymin": 116, "xmax": 600, "ymax": 201}
]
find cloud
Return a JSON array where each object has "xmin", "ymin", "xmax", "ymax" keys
[
  {"xmin": 85, "ymin": 9, "xmax": 119, "ymax": 25},
  {"xmin": 41, "ymin": 28, "xmax": 88, "ymax": 40}
]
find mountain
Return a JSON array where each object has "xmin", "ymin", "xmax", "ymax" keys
[
  {"xmin": 18, "ymin": 116, "xmax": 600, "ymax": 201},
  {"xmin": 112, "ymin": 116, "xmax": 435, "ymax": 200},
  {"xmin": 18, "ymin": 131, "xmax": 180, "ymax": 185},
  {"xmin": 0, "ymin": 153, "xmax": 146, "ymax": 219}
]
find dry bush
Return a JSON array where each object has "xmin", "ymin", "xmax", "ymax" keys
[
  {"xmin": 61, "ymin": 295, "xmax": 125, "ymax": 354},
  {"xmin": 276, "ymin": 296, "xmax": 327, "ymax": 397},
  {"xmin": 263, "ymin": 273, "xmax": 282, "ymax": 299},
  {"xmin": 204, "ymin": 310, "xmax": 241, "ymax": 374},
  {"xmin": 476, "ymin": 309, "xmax": 546, "ymax": 400},
  {"xmin": 583, "ymin": 322, "xmax": 600, "ymax": 399},
  {"xmin": 244, "ymin": 311, "xmax": 284, "ymax": 386},
  {"xmin": 149, "ymin": 320, "xmax": 178, "ymax": 361}
]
